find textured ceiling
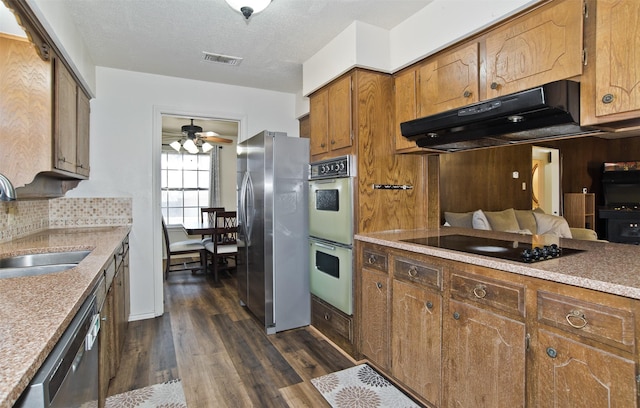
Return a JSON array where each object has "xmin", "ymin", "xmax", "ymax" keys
[{"xmin": 58, "ymin": 0, "xmax": 434, "ymax": 94}]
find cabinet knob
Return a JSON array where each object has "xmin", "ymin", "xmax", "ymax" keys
[
  {"xmin": 472, "ymin": 284, "xmax": 487, "ymax": 299},
  {"xmin": 376, "ymin": 282, "xmax": 383, "ymax": 289},
  {"xmin": 367, "ymin": 255, "xmax": 377, "ymax": 265},
  {"xmin": 407, "ymin": 265, "xmax": 418, "ymax": 278},
  {"xmin": 490, "ymin": 82, "xmax": 499, "ymax": 90},
  {"xmin": 330, "ymin": 140, "xmax": 336, "ymax": 145},
  {"xmin": 463, "ymin": 90, "xmax": 472, "ymax": 98},
  {"xmin": 324, "ymin": 313, "xmax": 331, "ymax": 321},
  {"xmin": 453, "ymin": 311, "xmax": 460, "ymax": 320},
  {"xmin": 601, "ymin": 93, "xmax": 614, "ymax": 104},
  {"xmin": 566, "ymin": 309, "xmax": 588, "ymax": 329},
  {"xmin": 546, "ymin": 347, "xmax": 557, "ymax": 358},
  {"xmin": 426, "ymin": 301, "xmax": 433, "ymax": 309},
  {"xmin": 320, "ymin": 143, "xmax": 326, "ymax": 148}
]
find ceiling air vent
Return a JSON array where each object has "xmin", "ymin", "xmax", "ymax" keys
[{"xmin": 202, "ymin": 52, "xmax": 243, "ymax": 66}]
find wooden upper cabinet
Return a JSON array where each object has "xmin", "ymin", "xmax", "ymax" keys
[
  {"xmin": 328, "ymin": 75, "xmax": 353, "ymax": 151},
  {"xmin": 485, "ymin": 0, "xmax": 584, "ymax": 97},
  {"xmin": 309, "ymin": 74, "xmax": 353, "ymax": 160},
  {"xmin": 54, "ymin": 57, "xmax": 78, "ymax": 174},
  {"xmin": 309, "ymin": 87, "xmax": 329, "ymax": 156},
  {"xmin": 418, "ymin": 42, "xmax": 479, "ymax": 116},
  {"xmin": 76, "ymin": 89, "xmax": 91, "ymax": 177},
  {"xmin": 581, "ymin": 0, "xmax": 640, "ymax": 127},
  {"xmin": 393, "ymin": 69, "xmax": 419, "ymax": 151}
]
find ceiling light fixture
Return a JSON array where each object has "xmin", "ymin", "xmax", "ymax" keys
[{"xmin": 225, "ymin": 0, "xmax": 271, "ymax": 20}]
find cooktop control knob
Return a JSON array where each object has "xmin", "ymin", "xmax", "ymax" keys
[{"xmin": 521, "ymin": 244, "xmax": 562, "ymax": 262}]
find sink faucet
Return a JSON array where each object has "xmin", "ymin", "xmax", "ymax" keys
[{"xmin": 0, "ymin": 173, "xmax": 17, "ymax": 201}]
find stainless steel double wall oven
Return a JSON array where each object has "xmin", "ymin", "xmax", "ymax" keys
[{"xmin": 308, "ymin": 155, "xmax": 355, "ymax": 315}]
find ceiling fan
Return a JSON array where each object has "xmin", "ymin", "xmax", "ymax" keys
[{"xmin": 168, "ymin": 119, "xmax": 233, "ymax": 154}]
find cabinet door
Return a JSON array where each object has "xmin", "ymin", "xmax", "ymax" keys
[
  {"xmin": 360, "ymin": 268, "xmax": 390, "ymax": 370},
  {"xmin": 54, "ymin": 58, "xmax": 77, "ymax": 173},
  {"xmin": 444, "ymin": 299, "xmax": 526, "ymax": 408},
  {"xmin": 394, "ymin": 69, "xmax": 418, "ymax": 151},
  {"xmin": 485, "ymin": 0, "xmax": 583, "ymax": 97},
  {"xmin": 593, "ymin": 0, "xmax": 640, "ymax": 118},
  {"xmin": 328, "ymin": 74, "xmax": 352, "ymax": 151},
  {"xmin": 418, "ymin": 42, "xmax": 479, "ymax": 116},
  {"xmin": 534, "ymin": 329, "xmax": 637, "ymax": 407},
  {"xmin": 309, "ymin": 87, "xmax": 329, "ymax": 157},
  {"xmin": 76, "ymin": 89, "xmax": 90, "ymax": 177},
  {"xmin": 392, "ymin": 279, "xmax": 442, "ymax": 406}
]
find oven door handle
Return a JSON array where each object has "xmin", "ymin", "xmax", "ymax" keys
[
  {"xmin": 311, "ymin": 178, "xmax": 340, "ymax": 185},
  {"xmin": 314, "ymin": 242, "xmax": 336, "ymax": 251}
]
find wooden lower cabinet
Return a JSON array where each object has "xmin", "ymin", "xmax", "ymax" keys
[
  {"xmin": 98, "ymin": 236, "xmax": 130, "ymax": 408},
  {"xmin": 311, "ymin": 295, "xmax": 355, "ymax": 357},
  {"xmin": 533, "ymin": 329, "xmax": 637, "ymax": 407},
  {"xmin": 355, "ymin": 240, "xmax": 639, "ymax": 408},
  {"xmin": 392, "ymin": 280, "xmax": 442, "ymax": 406},
  {"xmin": 443, "ymin": 299, "xmax": 526, "ymax": 407},
  {"xmin": 360, "ymin": 268, "xmax": 390, "ymax": 370}
]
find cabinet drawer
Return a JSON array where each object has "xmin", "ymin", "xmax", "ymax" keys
[
  {"xmin": 450, "ymin": 271, "xmax": 525, "ymax": 317},
  {"xmin": 394, "ymin": 257, "xmax": 442, "ymax": 291},
  {"xmin": 362, "ymin": 246, "xmax": 388, "ymax": 273},
  {"xmin": 537, "ymin": 291, "xmax": 635, "ymax": 353},
  {"xmin": 311, "ymin": 296, "xmax": 353, "ymax": 343}
]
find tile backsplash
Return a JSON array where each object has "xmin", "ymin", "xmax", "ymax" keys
[{"xmin": 0, "ymin": 197, "xmax": 132, "ymax": 243}]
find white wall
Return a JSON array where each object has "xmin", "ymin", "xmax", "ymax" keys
[{"xmin": 67, "ymin": 67, "xmax": 298, "ymax": 320}]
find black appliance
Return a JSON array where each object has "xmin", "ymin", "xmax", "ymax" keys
[
  {"xmin": 599, "ymin": 161, "xmax": 640, "ymax": 244},
  {"xmin": 400, "ymin": 80, "xmax": 602, "ymax": 152},
  {"xmin": 401, "ymin": 235, "xmax": 582, "ymax": 263}
]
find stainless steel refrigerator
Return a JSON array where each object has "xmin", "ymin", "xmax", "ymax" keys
[{"xmin": 237, "ymin": 130, "xmax": 310, "ymax": 334}]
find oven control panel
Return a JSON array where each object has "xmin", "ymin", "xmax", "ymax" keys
[{"xmin": 309, "ymin": 155, "xmax": 354, "ymax": 179}]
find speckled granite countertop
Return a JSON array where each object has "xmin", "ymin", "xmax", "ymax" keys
[
  {"xmin": 0, "ymin": 226, "xmax": 130, "ymax": 408},
  {"xmin": 355, "ymin": 227, "xmax": 640, "ymax": 300}
]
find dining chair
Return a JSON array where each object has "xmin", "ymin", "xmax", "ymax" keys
[
  {"xmin": 161, "ymin": 218, "xmax": 206, "ymax": 280},
  {"xmin": 203, "ymin": 211, "xmax": 238, "ymax": 282},
  {"xmin": 200, "ymin": 207, "xmax": 224, "ymax": 267}
]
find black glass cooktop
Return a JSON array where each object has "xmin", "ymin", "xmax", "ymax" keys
[{"xmin": 401, "ymin": 234, "xmax": 583, "ymax": 263}]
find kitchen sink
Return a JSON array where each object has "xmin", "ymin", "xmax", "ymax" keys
[{"xmin": 0, "ymin": 250, "xmax": 91, "ymax": 279}]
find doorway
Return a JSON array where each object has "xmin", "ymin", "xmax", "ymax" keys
[{"xmin": 531, "ymin": 146, "xmax": 560, "ymax": 215}]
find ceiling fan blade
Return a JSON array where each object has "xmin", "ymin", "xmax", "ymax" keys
[{"xmin": 201, "ymin": 136, "xmax": 234, "ymax": 144}]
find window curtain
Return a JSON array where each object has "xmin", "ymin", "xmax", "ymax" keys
[{"xmin": 209, "ymin": 146, "xmax": 222, "ymax": 207}]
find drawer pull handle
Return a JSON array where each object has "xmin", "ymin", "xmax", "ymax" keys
[
  {"xmin": 566, "ymin": 310, "xmax": 588, "ymax": 329},
  {"xmin": 376, "ymin": 282, "xmax": 383, "ymax": 289},
  {"xmin": 407, "ymin": 266, "xmax": 418, "ymax": 277},
  {"xmin": 472, "ymin": 284, "xmax": 487, "ymax": 299},
  {"xmin": 426, "ymin": 301, "xmax": 433, "ymax": 309},
  {"xmin": 453, "ymin": 312, "xmax": 460, "ymax": 320},
  {"xmin": 463, "ymin": 90, "xmax": 471, "ymax": 98},
  {"xmin": 367, "ymin": 255, "xmax": 377, "ymax": 265},
  {"xmin": 324, "ymin": 313, "xmax": 331, "ymax": 321},
  {"xmin": 546, "ymin": 347, "xmax": 557, "ymax": 358}
]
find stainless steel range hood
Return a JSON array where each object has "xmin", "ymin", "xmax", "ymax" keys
[{"xmin": 400, "ymin": 80, "xmax": 603, "ymax": 153}]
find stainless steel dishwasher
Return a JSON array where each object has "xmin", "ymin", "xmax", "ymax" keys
[{"xmin": 16, "ymin": 284, "xmax": 101, "ymax": 408}]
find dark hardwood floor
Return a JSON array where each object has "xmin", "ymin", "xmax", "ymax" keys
[{"xmin": 107, "ymin": 268, "xmax": 355, "ymax": 407}]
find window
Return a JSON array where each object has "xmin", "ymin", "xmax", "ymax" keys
[{"xmin": 161, "ymin": 151, "xmax": 210, "ymax": 225}]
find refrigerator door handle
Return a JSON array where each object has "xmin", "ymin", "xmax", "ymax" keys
[
  {"xmin": 239, "ymin": 171, "xmax": 249, "ymax": 237},
  {"xmin": 245, "ymin": 172, "xmax": 255, "ymax": 244}
]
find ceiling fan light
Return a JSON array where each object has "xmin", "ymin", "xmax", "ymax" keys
[
  {"xmin": 202, "ymin": 142, "xmax": 214, "ymax": 153},
  {"xmin": 169, "ymin": 140, "xmax": 182, "ymax": 152},
  {"xmin": 225, "ymin": 0, "xmax": 271, "ymax": 19},
  {"xmin": 183, "ymin": 139, "xmax": 197, "ymax": 152}
]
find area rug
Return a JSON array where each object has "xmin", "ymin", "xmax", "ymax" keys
[
  {"xmin": 105, "ymin": 379, "xmax": 187, "ymax": 408},
  {"xmin": 311, "ymin": 364, "xmax": 421, "ymax": 408}
]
